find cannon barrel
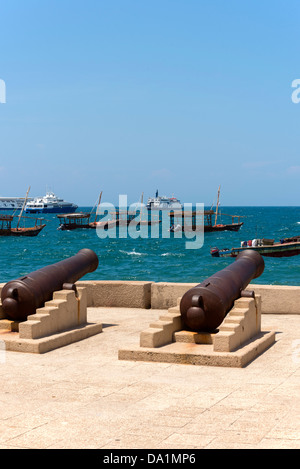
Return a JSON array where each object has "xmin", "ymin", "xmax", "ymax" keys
[
  {"xmin": 1, "ymin": 248, "xmax": 99, "ymax": 321},
  {"xmin": 180, "ymin": 250, "xmax": 264, "ymax": 332}
]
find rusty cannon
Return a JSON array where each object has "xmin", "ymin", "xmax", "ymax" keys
[
  {"xmin": 1, "ymin": 248, "xmax": 99, "ymax": 321},
  {"xmin": 180, "ymin": 249, "xmax": 264, "ymax": 332}
]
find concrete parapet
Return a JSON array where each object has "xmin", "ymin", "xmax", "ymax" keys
[
  {"xmin": 76, "ymin": 280, "xmax": 152, "ymax": 309},
  {"xmin": 246, "ymin": 284, "xmax": 300, "ymax": 315},
  {"xmin": 151, "ymin": 282, "xmax": 300, "ymax": 313},
  {"xmin": 150, "ymin": 282, "xmax": 196, "ymax": 310},
  {"xmin": 2, "ymin": 280, "xmax": 300, "ymax": 314},
  {"xmin": 76, "ymin": 280, "xmax": 298, "ymax": 314}
]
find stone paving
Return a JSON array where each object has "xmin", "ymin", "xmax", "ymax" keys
[{"xmin": 0, "ymin": 307, "xmax": 299, "ymax": 449}]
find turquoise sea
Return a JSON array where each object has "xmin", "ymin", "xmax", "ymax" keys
[{"xmin": 0, "ymin": 206, "xmax": 299, "ymax": 286}]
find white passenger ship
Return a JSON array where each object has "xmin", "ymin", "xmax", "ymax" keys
[
  {"xmin": 25, "ymin": 191, "xmax": 78, "ymax": 214},
  {"xmin": 146, "ymin": 190, "xmax": 182, "ymax": 210},
  {"xmin": 0, "ymin": 197, "xmax": 32, "ymax": 211}
]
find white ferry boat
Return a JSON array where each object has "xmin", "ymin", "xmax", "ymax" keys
[
  {"xmin": 146, "ymin": 190, "xmax": 182, "ymax": 210},
  {"xmin": 25, "ymin": 191, "xmax": 78, "ymax": 214},
  {"xmin": 0, "ymin": 197, "xmax": 33, "ymax": 211}
]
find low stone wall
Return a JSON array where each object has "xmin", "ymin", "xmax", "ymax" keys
[
  {"xmin": 150, "ymin": 282, "xmax": 197, "ymax": 310},
  {"xmin": 76, "ymin": 280, "xmax": 152, "ymax": 309},
  {"xmin": 246, "ymin": 284, "xmax": 300, "ymax": 315},
  {"xmin": 150, "ymin": 282, "xmax": 300, "ymax": 314},
  {"xmin": 1, "ymin": 280, "xmax": 300, "ymax": 315}
]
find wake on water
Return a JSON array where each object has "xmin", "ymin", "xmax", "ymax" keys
[{"xmin": 119, "ymin": 249, "xmax": 144, "ymax": 256}]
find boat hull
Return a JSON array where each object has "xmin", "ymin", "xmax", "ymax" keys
[
  {"xmin": 205, "ymin": 223, "xmax": 243, "ymax": 232},
  {"xmin": 58, "ymin": 224, "xmax": 91, "ymax": 231},
  {"xmin": 0, "ymin": 225, "xmax": 46, "ymax": 237},
  {"xmin": 211, "ymin": 243, "xmax": 300, "ymax": 258},
  {"xmin": 91, "ymin": 220, "xmax": 161, "ymax": 229},
  {"xmin": 170, "ymin": 223, "xmax": 243, "ymax": 233},
  {"xmin": 147, "ymin": 205, "xmax": 182, "ymax": 210},
  {"xmin": 26, "ymin": 206, "xmax": 77, "ymax": 214}
]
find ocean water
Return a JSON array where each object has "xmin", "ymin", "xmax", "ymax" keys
[{"xmin": 0, "ymin": 206, "xmax": 299, "ymax": 286}]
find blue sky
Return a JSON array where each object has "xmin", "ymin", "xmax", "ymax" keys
[{"xmin": 0, "ymin": 0, "xmax": 299, "ymax": 206}]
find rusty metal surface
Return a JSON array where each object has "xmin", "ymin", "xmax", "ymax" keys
[
  {"xmin": 1, "ymin": 248, "xmax": 99, "ymax": 321},
  {"xmin": 180, "ymin": 249, "xmax": 265, "ymax": 332}
]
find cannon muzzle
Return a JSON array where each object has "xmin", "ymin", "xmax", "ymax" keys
[
  {"xmin": 180, "ymin": 250, "xmax": 264, "ymax": 332},
  {"xmin": 1, "ymin": 248, "xmax": 99, "ymax": 321}
]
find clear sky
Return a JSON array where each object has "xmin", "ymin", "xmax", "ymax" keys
[{"xmin": 0, "ymin": 0, "xmax": 299, "ymax": 206}]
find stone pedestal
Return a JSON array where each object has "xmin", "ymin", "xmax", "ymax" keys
[
  {"xmin": 119, "ymin": 295, "xmax": 276, "ymax": 368},
  {"xmin": 0, "ymin": 287, "xmax": 102, "ymax": 353}
]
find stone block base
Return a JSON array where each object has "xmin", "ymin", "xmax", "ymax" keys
[
  {"xmin": 0, "ymin": 286, "xmax": 102, "ymax": 353},
  {"xmin": 0, "ymin": 322, "xmax": 102, "ymax": 354},
  {"xmin": 119, "ymin": 331, "xmax": 275, "ymax": 368},
  {"xmin": 119, "ymin": 295, "xmax": 276, "ymax": 368}
]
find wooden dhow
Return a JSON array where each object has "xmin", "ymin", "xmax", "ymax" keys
[
  {"xmin": 211, "ymin": 236, "xmax": 300, "ymax": 258},
  {"xmin": 0, "ymin": 187, "xmax": 46, "ymax": 237},
  {"xmin": 169, "ymin": 186, "xmax": 244, "ymax": 233}
]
